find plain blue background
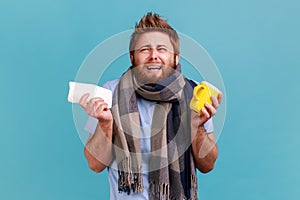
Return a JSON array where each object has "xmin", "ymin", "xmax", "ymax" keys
[{"xmin": 1, "ymin": 0, "xmax": 299, "ymax": 199}]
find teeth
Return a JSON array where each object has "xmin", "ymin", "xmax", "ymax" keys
[{"xmin": 147, "ymin": 66, "xmax": 161, "ymax": 70}]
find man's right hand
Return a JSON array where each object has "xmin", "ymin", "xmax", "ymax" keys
[
  {"xmin": 79, "ymin": 93, "xmax": 113, "ymax": 128},
  {"xmin": 79, "ymin": 93, "xmax": 113, "ymax": 172}
]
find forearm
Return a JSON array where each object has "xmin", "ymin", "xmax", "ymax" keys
[
  {"xmin": 84, "ymin": 122, "xmax": 113, "ymax": 173},
  {"xmin": 191, "ymin": 125, "xmax": 218, "ymax": 173}
]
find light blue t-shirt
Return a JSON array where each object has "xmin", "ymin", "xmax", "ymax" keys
[{"xmin": 84, "ymin": 79, "xmax": 214, "ymax": 200}]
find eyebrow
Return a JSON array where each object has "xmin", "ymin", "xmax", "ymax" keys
[
  {"xmin": 138, "ymin": 44, "xmax": 151, "ymax": 49},
  {"xmin": 137, "ymin": 44, "xmax": 169, "ymax": 49},
  {"xmin": 157, "ymin": 45, "xmax": 168, "ymax": 48}
]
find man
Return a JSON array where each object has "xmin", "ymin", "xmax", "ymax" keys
[{"xmin": 79, "ymin": 12, "xmax": 222, "ymax": 200}]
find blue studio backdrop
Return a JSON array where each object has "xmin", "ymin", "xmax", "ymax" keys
[{"xmin": 1, "ymin": 0, "xmax": 299, "ymax": 199}]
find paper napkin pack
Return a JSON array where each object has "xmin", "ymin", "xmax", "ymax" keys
[{"xmin": 68, "ymin": 82, "xmax": 112, "ymax": 108}]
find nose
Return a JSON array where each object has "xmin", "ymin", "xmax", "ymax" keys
[{"xmin": 149, "ymin": 49, "xmax": 158, "ymax": 60}]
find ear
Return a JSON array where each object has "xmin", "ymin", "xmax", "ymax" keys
[
  {"xmin": 130, "ymin": 54, "xmax": 134, "ymax": 65},
  {"xmin": 175, "ymin": 54, "xmax": 180, "ymax": 65}
]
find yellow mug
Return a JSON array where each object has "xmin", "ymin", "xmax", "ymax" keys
[{"xmin": 190, "ymin": 81, "xmax": 221, "ymax": 114}]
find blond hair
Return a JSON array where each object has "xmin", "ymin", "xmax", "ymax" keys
[{"xmin": 129, "ymin": 12, "xmax": 180, "ymax": 55}]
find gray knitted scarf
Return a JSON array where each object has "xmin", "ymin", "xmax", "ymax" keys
[{"xmin": 111, "ymin": 65, "xmax": 198, "ymax": 200}]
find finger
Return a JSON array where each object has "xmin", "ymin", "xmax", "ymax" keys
[
  {"xmin": 204, "ymin": 103, "xmax": 216, "ymax": 117},
  {"xmin": 87, "ymin": 97, "xmax": 105, "ymax": 106},
  {"xmin": 79, "ymin": 93, "xmax": 90, "ymax": 109},
  {"xmin": 199, "ymin": 107, "xmax": 210, "ymax": 125},
  {"xmin": 210, "ymin": 96, "xmax": 219, "ymax": 109},
  {"xmin": 90, "ymin": 97, "xmax": 105, "ymax": 102},
  {"xmin": 201, "ymin": 107, "xmax": 210, "ymax": 119},
  {"xmin": 95, "ymin": 102, "xmax": 109, "ymax": 114},
  {"xmin": 98, "ymin": 102, "xmax": 109, "ymax": 111},
  {"xmin": 86, "ymin": 98, "xmax": 105, "ymax": 112},
  {"xmin": 217, "ymin": 92, "xmax": 223, "ymax": 104},
  {"xmin": 92, "ymin": 103, "xmax": 110, "ymax": 118},
  {"xmin": 86, "ymin": 101, "xmax": 101, "ymax": 116},
  {"xmin": 89, "ymin": 101, "xmax": 109, "ymax": 117}
]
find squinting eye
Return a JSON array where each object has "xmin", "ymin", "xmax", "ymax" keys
[
  {"xmin": 158, "ymin": 47, "xmax": 167, "ymax": 52},
  {"xmin": 140, "ymin": 48, "xmax": 150, "ymax": 52}
]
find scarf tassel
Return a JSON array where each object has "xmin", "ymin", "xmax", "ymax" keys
[
  {"xmin": 189, "ymin": 175, "xmax": 198, "ymax": 200},
  {"xmin": 118, "ymin": 156, "xmax": 144, "ymax": 194},
  {"xmin": 149, "ymin": 181, "xmax": 170, "ymax": 200}
]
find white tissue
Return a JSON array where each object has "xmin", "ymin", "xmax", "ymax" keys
[{"xmin": 68, "ymin": 81, "xmax": 112, "ymax": 108}]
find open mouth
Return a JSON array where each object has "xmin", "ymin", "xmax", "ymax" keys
[{"xmin": 146, "ymin": 66, "xmax": 161, "ymax": 70}]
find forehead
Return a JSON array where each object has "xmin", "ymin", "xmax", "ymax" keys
[{"xmin": 134, "ymin": 31, "xmax": 173, "ymax": 49}]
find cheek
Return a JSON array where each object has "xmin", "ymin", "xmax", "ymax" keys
[
  {"xmin": 133, "ymin": 54, "xmax": 149, "ymax": 65},
  {"xmin": 161, "ymin": 54, "xmax": 175, "ymax": 65}
]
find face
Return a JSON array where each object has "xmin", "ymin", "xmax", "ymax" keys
[{"xmin": 130, "ymin": 31, "xmax": 179, "ymax": 84}]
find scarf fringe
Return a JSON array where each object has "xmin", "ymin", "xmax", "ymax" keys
[
  {"xmin": 149, "ymin": 175, "xmax": 198, "ymax": 200},
  {"xmin": 149, "ymin": 181, "xmax": 170, "ymax": 200},
  {"xmin": 118, "ymin": 156, "xmax": 144, "ymax": 194},
  {"xmin": 189, "ymin": 174, "xmax": 198, "ymax": 200}
]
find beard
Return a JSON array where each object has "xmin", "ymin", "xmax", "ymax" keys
[
  {"xmin": 132, "ymin": 65, "xmax": 175, "ymax": 85},
  {"xmin": 131, "ymin": 56, "xmax": 177, "ymax": 85}
]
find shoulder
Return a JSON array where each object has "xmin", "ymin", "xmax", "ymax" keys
[
  {"xmin": 102, "ymin": 78, "xmax": 120, "ymax": 93},
  {"xmin": 185, "ymin": 78, "xmax": 199, "ymax": 87}
]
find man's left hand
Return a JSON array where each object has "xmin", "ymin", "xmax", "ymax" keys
[{"xmin": 192, "ymin": 93, "xmax": 223, "ymax": 127}]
